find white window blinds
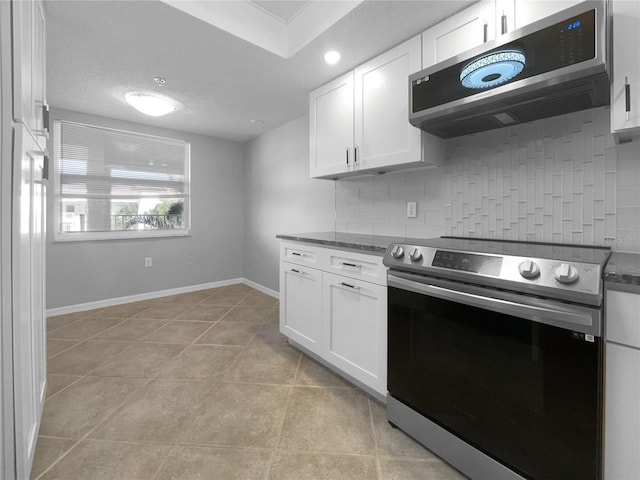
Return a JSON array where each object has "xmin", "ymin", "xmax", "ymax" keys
[{"xmin": 54, "ymin": 120, "xmax": 190, "ymax": 240}]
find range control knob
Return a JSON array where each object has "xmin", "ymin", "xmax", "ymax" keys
[
  {"xmin": 554, "ymin": 263, "xmax": 579, "ymax": 284},
  {"xmin": 409, "ymin": 248, "xmax": 423, "ymax": 262},
  {"xmin": 390, "ymin": 245, "xmax": 404, "ymax": 259},
  {"xmin": 518, "ymin": 260, "xmax": 540, "ymax": 279}
]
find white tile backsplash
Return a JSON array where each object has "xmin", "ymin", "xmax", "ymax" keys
[{"xmin": 335, "ymin": 107, "xmax": 640, "ymax": 252}]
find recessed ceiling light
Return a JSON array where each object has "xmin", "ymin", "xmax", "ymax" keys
[
  {"xmin": 250, "ymin": 119, "xmax": 265, "ymax": 125},
  {"xmin": 124, "ymin": 92, "xmax": 179, "ymax": 117},
  {"xmin": 324, "ymin": 50, "xmax": 341, "ymax": 65}
]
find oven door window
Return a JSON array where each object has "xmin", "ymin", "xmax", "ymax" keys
[{"xmin": 388, "ymin": 285, "xmax": 602, "ymax": 480}]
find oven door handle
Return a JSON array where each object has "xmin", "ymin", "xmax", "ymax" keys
[{"xmin": 388, "ymin": 274, "xmax": 599, "ymax": 335}]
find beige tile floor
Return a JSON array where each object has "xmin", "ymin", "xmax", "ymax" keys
[{"xmin": 33, "ymin": 284, "xmax": 468, "ymax": 480}]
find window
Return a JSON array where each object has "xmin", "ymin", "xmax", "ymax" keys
[{"xmin": 53, "ymin": 120, "xmax": 190, "ymax": 241}]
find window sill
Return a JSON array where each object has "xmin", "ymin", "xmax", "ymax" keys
[{"xmin": 53, "ymin": 229, "xmax": 191, "ymax": 243}]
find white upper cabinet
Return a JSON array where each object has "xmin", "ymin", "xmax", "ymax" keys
[
  {"xmin": 422, "ymin": 0, "xmax": 496, "ymax": 68},
  {"xmin": 12, "ymin": 0, "xmax": 48, "ymax": 148},
  {"xmin": 353, "ymin": 35, "xmax": 422, "ymax": 172},
  {"xmin": 310, "ymin": 35, "xmax": 438, "ymax": 179},
  {"xmin": 611, "ymin": 0, "xmax": 640, "ymax": 142},
  {"xmin": 499, "ymin": 0, "xmax": 581, "ymax": 32},
  {"xmin": 309, "ymin": 72, "xmax": 354, "ymax": 178}
]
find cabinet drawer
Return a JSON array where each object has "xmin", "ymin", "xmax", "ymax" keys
[
  {"xmin": 606, "ymin": 290, "xmax": 640, "ymax": 348},
  {"xmin": 280, "ymin": 241, "xmax": 321, "ymax": 267},
  {"xmin": 324, "ymin": 248, "xmax": 386, "ymax": 286}
]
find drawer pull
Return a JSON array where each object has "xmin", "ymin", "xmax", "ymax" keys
[
  {"xmin": 340, "ymin": 282, "xmax": 360, "ymax": 290},
  {"xmin": 291, "ymin": 268, "xmax": 303, "ymax": 274},
  {"xmin": 340, "ymin": 261, "xmax": 360, "ymax": 268},
  {"xmin": 291, "ymin": 252, "xmax": 304, "ymax": 257}
]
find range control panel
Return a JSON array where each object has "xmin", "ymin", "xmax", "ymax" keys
[
  {"xmin": 431, "ymin": 250, "xmax": 503, "ymax": 276},
  {"xmin": 383, "ymin": 243, "xmax": 605, "ymax": 306}
]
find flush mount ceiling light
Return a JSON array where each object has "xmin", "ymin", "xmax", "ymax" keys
[
  {"xmin": 124, "ymin": 92, "xmax": 179, "ymax": 117},
  {"xmin": 460, "ymin": 50, "xmax": 526, "ymax": 89},
  {"xmin": 324, "ymin": 50, "xmax": 341, "ymax": 65}
]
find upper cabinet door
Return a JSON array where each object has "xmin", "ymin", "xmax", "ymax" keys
[
  {"xmin": 354, "ymin": 35, "xmax": 422, "ymax": 172},
  {"xmin": 505, "ymin": 0, "xmax": 581, "ymax": 31},
  {"xmin": 309, "ymin": 71, "xmax": 354, "ymax": 179},
  {"xmin": 611, "ymin": 0, "xmax": 640, "ymax": 142},
  {"xmin": 422, "ymin": 0, "xmax": 496, "ymax": 68}
]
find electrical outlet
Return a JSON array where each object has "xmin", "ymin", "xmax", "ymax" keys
[
  {"xmin": 407, "ymin": 202, "xmax": 417, "ymax": 218},
  {"xmin": 145, "ymin": 257, "xmax": 152, "ymax": 268}
]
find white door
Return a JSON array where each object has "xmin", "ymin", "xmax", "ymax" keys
[
  {"xmin": 354, "ymin": 35, "xmax": 422, "ymax": 172},
  {"xmin": 309, "ymin": 71, "xmax": 354, "ymax": 178},
  {"xmin": 12, "ymin": 125, "xmax": 46, "ymax": 480},
  {"xmin": 322, "ymin": 272, "xmax": 387, "ymax": 396},
  {"xmin": 605, "ymin": 343, "xmax": 640, "ymax": 480},
  {"xmin": 12, "ymin": 0, "xmax": 46, "ymax": 142},
  {"xmin": 611, "ymin": 0, "xmax": 640, "ymax": 135},
  {"xmin": 279, "ymin": 261, "xmax": 323, "ymax": 354},
  {"xmin": 422, "ymin": 0, "xmax": 496, "ymax": 68}
]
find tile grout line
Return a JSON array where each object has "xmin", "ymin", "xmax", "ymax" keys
[{"xmin": 368, "ymin": 397, "xmax": 385, "ymax": 480}]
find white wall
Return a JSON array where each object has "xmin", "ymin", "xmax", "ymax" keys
[
  {"xmin": 46, "ymin": 109, "xmax": 245, "ymax": 309},
  {"xmin": 243, "ymin": 115, "xmax": 335, "ymax": 292}
]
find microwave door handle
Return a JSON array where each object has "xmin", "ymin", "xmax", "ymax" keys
[{"xmin": 388, "ymin": 274, "xmax": 597, "ymax": 335}]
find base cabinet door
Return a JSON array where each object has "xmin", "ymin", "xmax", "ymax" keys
[
  {"xmin": 605, "ymin": 342, "xmax": 640, "ymax": 480},
  {"xmin": 322, "ymin": 272, "xmax": 387, "ymax": 396},
  {"xmin": 279, "ymin": 261, "xmax": 323, "ymax": 354}
]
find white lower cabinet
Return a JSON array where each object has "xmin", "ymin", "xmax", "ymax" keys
[
  {"xmin": 279, "ymin": 261, "xmax": 323, "ymax": 354},
  {"xmin": 605, "ymin": 288, "xmax": 640, "ymax": 480},
  {"xmin": 605, "ymin": 342, "xmax": 640, "ymax": 480},
  {"xmin": 279, "ymin": 241, "xmax": 387, "ymax": 397},
  {"xmin": 323, "ymin": 272, "xmax": 387, "ymax": 396}
]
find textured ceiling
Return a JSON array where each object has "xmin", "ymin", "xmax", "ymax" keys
[{"xmin": 46, "ymin": 0, "xmax": 475, "ymax": 142}]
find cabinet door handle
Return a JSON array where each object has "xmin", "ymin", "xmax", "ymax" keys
[
  {"xmin": 340, "ymin": 261, "xmax": 360, "ymax": 268},
  {"xmin": 346, "ymin": 147, "xmax": 349, "ymax": 165},
  {"xmin": 483, "ymin": 22, "xmax": 488, "ymax": 43},
  {"xmin": 291, "ymin": 252, "xmax": 304, "ymax": 257},
  {"xmin": 43, "ymin": 155, "xmax": 49, "ymax": 180},
  {"xmin": 291, "ymin": 268, "xmax": 303, "ymax": 274},
  {"xmin": 339, "ymin": 282, "xmax": 360, "ymax": 290},
  {"xmin": 501, "ymin": 13, "xmax": 507, "ymax": 35},
  {"xmin": 42, "ymin": 103, "xmax": 50, "ymax": 134},
  {"xmin": 625, "ymin": 76, "xmax": 631, "ymax": 120},
  {"xmin": 354, "ymin": 145, "xmax": 358, "ymax": 164}
]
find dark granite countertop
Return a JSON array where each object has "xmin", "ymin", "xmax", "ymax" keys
[
  {"xmin": 605, "ymin": 252, "xmax": 640, "ymax": 293},
  {"xmin": 276, "ymin": 231, "xmax": 405, "ymax": 255}
]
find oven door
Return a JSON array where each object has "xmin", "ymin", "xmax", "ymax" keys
[{"xmin": 387, "ymin": 271, "xmax": 603, "ymax": 480}]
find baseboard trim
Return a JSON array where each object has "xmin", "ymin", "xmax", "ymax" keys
[
  {"xmin": 46, "ymin": 277, "xmax": 278, "ymax": 317},
  {"xmin": 242, "ymin": 279, "xmax": 279, "ymax": 300}
]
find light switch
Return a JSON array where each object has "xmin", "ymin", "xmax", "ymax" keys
[{"xmin": 407, "ymin": 202, "xmax": 417, "ymax": 218}]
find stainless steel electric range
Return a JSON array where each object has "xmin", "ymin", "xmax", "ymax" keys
[{"xmin": 383, "ymin": 236, "xmax": 611, "ymax": 480}]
